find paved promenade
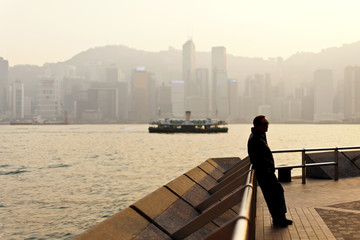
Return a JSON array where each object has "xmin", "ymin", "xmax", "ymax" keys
[{"xmin": 256, "ymin": 176, "xmax": 360, "ymax": 240}]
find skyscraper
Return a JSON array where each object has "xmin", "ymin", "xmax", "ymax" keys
[
  {"xmin": 36, "ymin": 77, "xmax": 61, "ymax": 122},
  {"xmin": 12, "ymin": 80, "xmax": 24, "ymax": 120},
  {"xmin": 314, "ymin": 69, "xmax": 335, "ymax": 122},
  {"xmin": 229, "ymin": 79, "xmax": 239, "ymax": 121},
  {"xmin": 182, "ymin": 40, "xmax": 195, "ymax": 95},
  {"xmin": 106, "ymin": 64, "xmax": 120, "ymax": 82},
  {"xmin": 344, "ymin": 66, "xmax": 360, "ymax": 121},
  {"xmin": 193, "ymin": 68, "xmax": 209, "ymax": 117},
  {"xmin": 182, "ymin": 40, "xmax": 196, "ymax": 112},
  {"xmin": 244, "ymin": 74, "xmax": 272, "ymax": 119},
  {"xmin": 131, "ymin": 67, "xmax": 156, "ymax": 122},
  {"xmin": 156, "ymin": 83, "xmax": 172, "ymax": 117},
  {"xmin": 88, "ymin": 88, "xmax": 118, "ymax": 120},
  {"xmin": 170, "ymin": 80, "xmax": 185, "ymax": 117},
  {"xmin": 0, "ymin": 57, "xmax": 9, "ymax": 114},
  {"xmin": 212, "ymin": 47, "xmax": 229, "ymax": 119}
]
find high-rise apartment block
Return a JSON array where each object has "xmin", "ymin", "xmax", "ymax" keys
[
  {"xmin": 182, "ymin": 40, "xmax": 210, "ymax": 117},
  {"xmin": 182, "ymin": 40, "xmax": 195, "ymax": 98},
  {"xmin": 0, "ymin": 57, "xmax": 9, "ymax": 114},
  {"xmin": 243, "ymin": 74, "xmax": 271, "ymax": 119},
  {"xmin": 344, "ymin": 66, "xmax": 360, "ymax": 121},
  {"xmin": 313, "ymin": 69, "xmax": 335, "ymax": 122},
  {"xmin": 229, "ymin": 79, "xmax": 239, "ymax": 120},
  {"xmin": 156, "ymin": 83, "xmax": 172, "ymax": 117},
  {"xmin": 192, "ymin": 68, "xmax": 209, "ymax": 117},
  {"xmin": 106, "ymin": 65, "xmax": 120, "ymax": 83},
  {"xmin": 131, "ymin": 67, "xmax": 156, "ymax": 122},
  {"xmin": 36, "ymin": 77, "xmax": 61, "ymax": 122},
  {"xmin": 88, "ymin": 88, "xmax": 118, "ymax": 120},
  {"xmin": 212, "ymin": 46, "xmax": 229, "ymax": 119},
  {"xmin": 171, "ymin": 80, "xmax": 185, "ymax": 117},
  {"xmin": 12, "ymin": 80, "xmax": 24, "ymax": 120}
]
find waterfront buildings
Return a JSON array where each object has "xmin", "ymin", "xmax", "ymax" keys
[
  {"xmin": 35, "ymin": 77, "xmax": 61, "ymax": 122},
  {"xmin": 170, "ymin": 80, "xmax": 185, "ymax": 117},
  {"xmin": 106, "ymin": 64, "xmax": 120, "ymax": 83},
  {"xmin": 0, "ymin": 57, "xmax": 9, "ymax": 116},
  {"xmin": 212, "ymin": 46, "xmax": 229, "ymax": 119},
  {"xmin": 182, "ymin": 40, "xmax": 195, "ymax": 97},
  {"xmin": 3, "ymin": 43, "xmax": 360, "ymax": 124},
  {"xmin": 313, "ymin": 69, "xmax": 338, "ymax": 122},
  {"xmin": 156, "ymin": 83, "xmax": 172, "ymax": 118},
  {"xmin": 229, "ymin": 79, "xmax": 239, "ymax": 121},
  {"xmin": 182, "ymin": 40, "xmax": 211, "ymax": 118},
  {"xmin": 192, "ymin": 68, "xmax": 209, "ymax": 117},
  {"xmin": 344, "ymin": 66, "xmax": 360, "ymax": 121},
  {"xmin": 243, "ymin": 74, "xmax": 271, "ymax": 119},
  {"xmin": 12, "ymin": 80, "xmax": 24, "ymax": 120},
  {"xmin": 131, "ymin": 67, "xmax": 156, "ymax": 123}
]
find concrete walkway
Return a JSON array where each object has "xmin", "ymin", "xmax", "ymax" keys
[{"xmin": 256, "ymin": 176, "xmax": 360, "ymax": 240}]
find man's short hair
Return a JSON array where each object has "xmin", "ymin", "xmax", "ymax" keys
[{"xmin": 253, "ymin": 115, "xmax": 266, "ymax": 127}]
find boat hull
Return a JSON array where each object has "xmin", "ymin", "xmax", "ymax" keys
[{"xmin": 148, "ymin": 127, "xmax": 228, "ymax": 133}]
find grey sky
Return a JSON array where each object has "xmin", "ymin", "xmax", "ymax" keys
[{"xmin": 1, "ymin": 0, "xmax": 360, "ymax": 66}]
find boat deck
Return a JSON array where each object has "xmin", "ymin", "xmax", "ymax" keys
[{"xmin": 256, "ymin": 176, "xmax": 360, "ymax": 240}]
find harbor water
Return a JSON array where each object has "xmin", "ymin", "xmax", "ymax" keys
[{"xmin": 1, "ymin": 124, "xmax": 360, "ymax": 239}]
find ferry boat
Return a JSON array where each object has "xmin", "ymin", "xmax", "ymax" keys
[{"xmin": 148, "ymin": 111, "xmax": 228, "ymax": 133}]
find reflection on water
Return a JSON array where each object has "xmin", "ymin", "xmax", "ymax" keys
[{"xmin": 0, "ymin": 124, "xmax": 359, "ymax": 239}]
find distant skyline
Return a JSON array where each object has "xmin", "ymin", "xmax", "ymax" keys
[{"xmin": 2, "ymin": 0, "xmax": 360, "ymax": 66}]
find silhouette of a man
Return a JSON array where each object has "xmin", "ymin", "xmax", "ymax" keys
[{"xmin": 248, "ymin": 115, "xmax": 293, "ymax": 227}]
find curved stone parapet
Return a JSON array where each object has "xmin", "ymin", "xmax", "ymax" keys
[{"xmin": 73, "ymin": 157, "xmax": 251, "ymax": 240}]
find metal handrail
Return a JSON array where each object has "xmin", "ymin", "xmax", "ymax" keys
[
  {"xmin": 230, "ymin": 146, "xmax": 360, "ymax": 239},
  {"xmin": 231, "ymin": 165, "xmax": 256, "ymax": 240},
  {"xmin": 272, "ymin": 146, "xmax": 360, "ymax": 184},
  {"xmin": 272, "ymin": 146, "xmax": 360, "ymax": 153}
]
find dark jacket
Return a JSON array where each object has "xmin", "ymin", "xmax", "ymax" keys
[{"xmin": 247, "ymin": 127, "xmax": 275, "ymax": 174}]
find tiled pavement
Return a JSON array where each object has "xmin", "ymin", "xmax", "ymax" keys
[{"xmin": 255, "ymin": 176, "xmax": 360, "ymax": 240}]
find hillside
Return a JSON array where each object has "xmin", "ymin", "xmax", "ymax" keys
[{"xmin": 10, "ymin": 40, "xmax": 360, "ymax": 86}]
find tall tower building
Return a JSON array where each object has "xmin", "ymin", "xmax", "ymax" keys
[
  {"xmin": 131, "ymin": 67, "xmax": 156, "ymax": 122},
  {"xmin": 314, "ymin": 69, "xmax": 334, "ymax": 122},
  {"xmin": 0, "ymin": 57, "xmax": 9, "ymax": 113},
  {"xmin": 212, "ymin": 47, "xmax": 227, "ymax": 72},
  {"xmin": 170, "ymin": 80, "xmax": 185, "ymax": 117},
  {"xmin": 229, "ymin": 79, "xmax": 239, "ymax": 121},
  {"xmin": 106, "ymin": 64, "xmax": 120, "ymax": 83},
  {"xmin": 88, "ymin": 88, "xmax": 119, "ymax": 120},
  {"xmin": 193, "ymin": 68, "xmax": 209, "ymax": 117},
  {"xmin": 156, "ymin": 83, "xmax": 172, "ymax": 117},
  {"xmin": 344, "ymin": 66, "xmax": 360, "ymax": 121},
  {"xmin": 212, "ymin": 46, "xmax": 229, "ymax": 119},
  {"xmin": 36, "ymin": 77, "xmax": 61, "ymax": 122},
  {"xmin": 182, "ymin": 40, "xmax": 196, "ymax": 112},
  {"xmin": 244, "ymin": 74, "xmax": 272, "ymax": 119},
  {"xmin": 182, "ymin": 40, "xmax": 195, "ymax": 94},
  {"xmin": 12, "ymin": 80, "xmax": 24, "ymax": 120}
]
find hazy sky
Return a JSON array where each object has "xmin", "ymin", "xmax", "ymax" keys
[{"xmin": 2, "ymin": 0, "xmax": 360, "ymax": 66}]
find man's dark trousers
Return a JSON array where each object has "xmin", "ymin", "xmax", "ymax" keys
[{"xmin": 256, "ymin": 171, "xmax": 287, "ymax": 221}]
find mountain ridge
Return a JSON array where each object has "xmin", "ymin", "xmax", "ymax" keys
[{"xmin": 9, "ymin": 40, "xmax": 360, "ymax": 85}]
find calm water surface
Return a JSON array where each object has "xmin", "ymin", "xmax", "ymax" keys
[{"xmin": 1, "ymin": 124, "xmax": 359, "ymax": 239}]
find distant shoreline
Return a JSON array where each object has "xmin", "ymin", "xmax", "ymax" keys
[{"xmin": 1, "ymin": 121, "xmax": 360, "ymax": 125}]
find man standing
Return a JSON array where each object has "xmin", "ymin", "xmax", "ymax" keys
[{"xmin": 247, "ymin": 115, "xmax": 293, "ymax": 227}]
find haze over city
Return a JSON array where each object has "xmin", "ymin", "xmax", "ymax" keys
[
  {"xmin": 2, "ymin": 0, "xmax": 360, "ymax": 124},
  {"xmin": 2, "ymin": 0, "xmax": 360, "ymax": 66}
]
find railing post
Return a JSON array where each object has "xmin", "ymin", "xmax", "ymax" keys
[
  {"xmin": 302, "ymin": 149, "xmax": 306, "ymax": 184},
  {"xmin": 334, "ymin": 148, "xmax": 339, "ymax": 181}
]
